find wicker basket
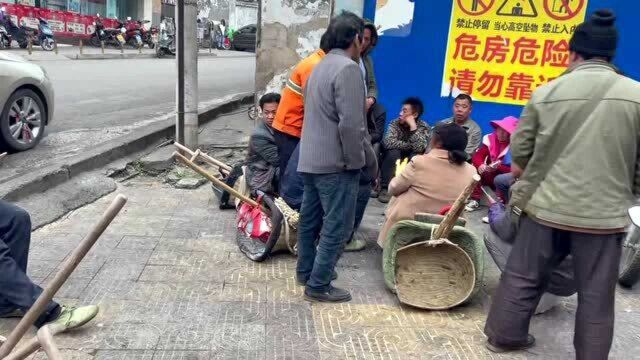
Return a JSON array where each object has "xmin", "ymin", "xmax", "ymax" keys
[{"xmin": 395, "ymin": 239, "xmax": 476, "ymax": 310}]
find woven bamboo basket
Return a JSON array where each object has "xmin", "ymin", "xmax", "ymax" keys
[
  {"xmin": 393, "ymin": 174, "xmax": 481, "ymax": 310},
  {"xmin": 395, "ymin": 239, "xmax": 476, "ymax": 310}
]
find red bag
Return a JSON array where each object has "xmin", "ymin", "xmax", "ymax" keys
[{"xmin": 237, "ymin": 197, "xmax": 271, "ymax": 243}]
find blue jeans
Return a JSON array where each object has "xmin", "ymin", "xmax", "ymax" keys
[
  {"xmin": 296, "ymin": 171, "xmax": 359, "ymax": 292},
  {"xmin": 348, "ymin": 182, "xmax": 372, "ymax": 242},
  {"xmin": 494, "ymin": 173, "xmax": 515, "ymax": 203},
  {"xmin": 0, "ymin": 201, "xmax": 60, "ymax": 327}
]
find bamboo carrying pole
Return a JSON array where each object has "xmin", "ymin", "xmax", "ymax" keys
[
  {"xmin": 36, "ymin": 325, "xmax": 63, "ymax": 360},
  {"xmin": 174, "ymin": 142, "xmax": 232, "ymax": 172},
  {"xmin": 432, "ymin": 174, "xmax": 481, "ymax": 240},
  {"xmin": 0, "ymin": 194, "xmax": 128, "ymax": 359},
  {"xmin": 173, "ymin": 151, "xmax": 258, "ymax": 207}
]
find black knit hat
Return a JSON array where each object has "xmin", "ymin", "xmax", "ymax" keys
[{"xmin": 569, "ymin": 9, "xmax": 618, "ymax": 58}]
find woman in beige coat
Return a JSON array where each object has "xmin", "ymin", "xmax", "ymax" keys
[{"xmin": 377, "ymin": 122, "xmax": 478, "ymax": 248}]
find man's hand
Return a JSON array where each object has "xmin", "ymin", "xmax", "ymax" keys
[
  {"xmin": 366, "ymin": 97, "xmax": 375, "ymax": 112},
  {"xmin": 405, "ymin": 115, "xmax": 418, "ymax": 131},
  {"xmin": 478, "ymin": 164, "xmax": 488, "ymax": 174}
]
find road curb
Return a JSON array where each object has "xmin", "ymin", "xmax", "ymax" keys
[{"xmin": 0, "ymin": 93, "xmax": 254, "ymax": 201}]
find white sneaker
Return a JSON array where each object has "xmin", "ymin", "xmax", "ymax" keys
[
  {"xmin": 482, "ymin": 216, "xmax": 489, "ymax": 224},
  {"xmin": 465, "ymin": 200, "xmax": 480, "ymax": 212}
]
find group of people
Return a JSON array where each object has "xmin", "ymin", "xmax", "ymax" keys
[
  {"xmin": 1, "ymin": 7, "xmax": 639, "ymax": 359},
  {"xmin": 242, "ymin": 9, "xmax": 640, "ymax": 359}
]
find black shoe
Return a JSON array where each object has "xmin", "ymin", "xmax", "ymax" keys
[
  {"xmin": 378, "ymin": 190, "xmax": 391, "ymax": 203},
  {"xmin": 0, "ymin": 309, "xmax": 24, "ymax": 318},
  {"xmin": 304, "ymin": 286, "xmax": 351, "ymax": 303},
  {"xmin": 296, "ymin": 271, "xmax": 338, "ymax": 286},
  {"xmin": 486, "ymin": 335, "xmax": 535, "ymax": 353}
]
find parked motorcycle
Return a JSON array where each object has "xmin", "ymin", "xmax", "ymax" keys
[
  {"xmin": 137, "ymin": 19, "xmax": 157, "ymax": 49},
  {"xmin": 0, "ymin": 24, "xmax": 9, "ymax": 49},
  {"xmin": 0, "ymin": 13, "xmax": 31, "ymax": 49},
  {"xmin": 156, "ymin": 17, "xmax": 175, "ymax": 58},
  {"xmin": 619, "ymin": 206, "xmax": 640, "ymax": 287},
  {"xmin": 34, "ymin": 17, "xmax": 55, "ymax": 51},
  {"xmin": 124, "ymin": 17, "xmax": 143, "ymax": 48}
]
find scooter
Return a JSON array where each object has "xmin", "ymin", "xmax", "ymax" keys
[
  {"xmin": 125, "ymin": 17, "xmax": 143, "ymax": 48},
  {"xmin": 34, "ymin": 17, "xmax": 55, "ymax": 51},
  {"xmin": 619, "ymin": 206, "xmax": 640, "ymax": 287},
  {"xmin": 137, "ymin": 19, "xmax": 156, "ymax": 49},
  {"xmin": 156, "ymin": 17, "xmax": 175, "ymax": 58},
  {"xmin": 0, "ymin": 24, "xmax": 9, "ymax": 49}
]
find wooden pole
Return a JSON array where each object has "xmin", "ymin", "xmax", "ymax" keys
[
  {"xmin": 36, "ymin": 325, "xmax": 63, "ymax": 360},
  {"xmin": 173, "ymin": 151, "xmax": 258, "ymax": 207},
  {"xmin": 0, "ymin": 195, "xmax": 127, "ymax": 358},
  {"xmin": 432, "ymin": 174, "xmax": 480, "ymax": 240},
  {"xmin": 79, "ymin": 39, "xmax": 83, "ymax": 55},
  {"xmin": 3, "ymin": 323, "xmax": 64, "ymax": 360},
  {"xmin": 174, "ymin": 142, "xmax": 232, "ymax": 171}
]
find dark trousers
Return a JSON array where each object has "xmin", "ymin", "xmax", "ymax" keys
[
  {"xmin": 273, "ymin": 129, "xmax": 300, "ymax": 184},
  {"xmin": 296, "ymin": 171, "xmax": 359, "ymax": 292},
  {"xmin": 484, "ymin": 215, "xmax": 622, "ymax": 359},
  {"xmin": 380, "ymin": 148, "xmax": 413, "ymax": 188},
  {"xmin": 348, "ymin": 182, "xmax": 372, "ymax": 242},
  {"xmin": 0, "ymin": 200, "xmax": 60, "ymax": 327}
]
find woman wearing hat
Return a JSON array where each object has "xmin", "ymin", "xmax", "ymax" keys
[
  {"xmin": 377, "ymin": 122, "xmax": 477, "ymax": 248},
  {"xmin": 466, "ymin": 116, "xmax": 518, "ymax": 211}
]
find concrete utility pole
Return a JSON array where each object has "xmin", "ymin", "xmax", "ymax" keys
[{"xmin": 176, "ymin": 0, "xmax": 199, "ymax": 149}]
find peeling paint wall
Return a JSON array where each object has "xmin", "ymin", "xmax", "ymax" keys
[
  {"xmin": 198, "ymin": 0, "xmax": 230, "ymax": 22},
  {"xmin": 255, "ymin": 0, "xmax": 332, "ymax": 97}
]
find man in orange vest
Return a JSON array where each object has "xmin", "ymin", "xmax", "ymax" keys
[{"xmin": 272, "ymin": 32, "xmax": 332, "ymax": 182}]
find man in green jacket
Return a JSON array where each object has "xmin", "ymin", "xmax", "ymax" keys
[{"xmin": 484, "ymin": 10, "xmax": 640, "ymax": 358}]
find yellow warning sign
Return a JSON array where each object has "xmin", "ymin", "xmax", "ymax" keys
[{"xmin": 442, "ymin": 0, "xmax": 588, "ymax": 105}]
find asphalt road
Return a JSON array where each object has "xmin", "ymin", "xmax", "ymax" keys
[{"xmin": 0, "ymin": 53, "xmax": 255, "ymax": 185}]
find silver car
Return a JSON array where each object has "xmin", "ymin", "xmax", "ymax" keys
[{"xmin": 0, "ymin": 51, "xmax": 54, "ymax": 151}]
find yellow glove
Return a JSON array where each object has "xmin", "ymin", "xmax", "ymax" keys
[{"xmin": 395, "ymin": 158, "xmax": 409, "ymax": 177}]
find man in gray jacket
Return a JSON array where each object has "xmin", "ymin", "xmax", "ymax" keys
[
  {"xmin": 296, "ymin": 12, "xmax": 377, "ymax": 303},
  {"xmin": 484, "ymin": 10, "xmax": 640, "ymax": 358}
]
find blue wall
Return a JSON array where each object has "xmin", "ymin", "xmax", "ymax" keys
[{"xmin": 363, "ymin": 0, "xmax": 640, "ymax": 133}]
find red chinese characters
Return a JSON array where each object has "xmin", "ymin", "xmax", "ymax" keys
[
  {"xmin": 542, "ymin": 39, "xmax": 570, "ymax": 67},
  {"xmin": 450, "ymin": 69, "xmax": 477, "ymax": 95},
  {"xmin": 511, "ymin": 37, "xmax": 540, "ymax": 65},
  {"xmin": 453, "ymin": 33, "xmax": 481, "ymax": 61},
  {"xmin": 477, "ymin": 71, "xmax": 504, "ymax": 97},
  {"xmin": 505, "ymin": 73, "xmax": 535, "ymax": 100},
  {"xmin": 482, "ymin": 36, "xmax": 510, "ymax": 63}
]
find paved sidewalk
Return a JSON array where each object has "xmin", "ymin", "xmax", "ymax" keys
[{"xmin": 2, "ymin": 176, "xmax": 640, "ymax": 359}]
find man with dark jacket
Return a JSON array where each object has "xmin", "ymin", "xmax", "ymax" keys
[
  {"xmin": 484, "ymin": 10, "xmax": 640, "ymax": 358},
  {"xmin": 0, "ymin": 201, "xmax": 99, "ymax": 332},
  {"xmin": 246, "ymin": 93, "xmax": 281, "ymax": 194},
  {"xmin": 296, "ymin": 12, "xmax": 377, "ymax": 303}
]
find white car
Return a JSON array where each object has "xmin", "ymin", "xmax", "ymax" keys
[{"xmin": 0, "ymin": 51, "xmax": 54, "ymax": 152}]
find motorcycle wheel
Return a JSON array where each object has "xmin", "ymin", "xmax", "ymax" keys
[
  {"xmin": 19, "ymin": 41, "xmax": 28, "ymax": 49},
  {"xmin": 89, "ymin": 36, "xmax": 101, "ymax": 47},
  {"xmin": 156, "ymin": 47, "xmax": 164, "ymax": 58},
  {"xmin": 619, "ymin": 225, "xmax": 640, "ymax": 288},
  {"xmin": 41, "ymin": 39, "xmax": 55, "ymax": 51},
  {"xmin": 147, "ymin": 41, "xmax": 155, "ymax": 49}
]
